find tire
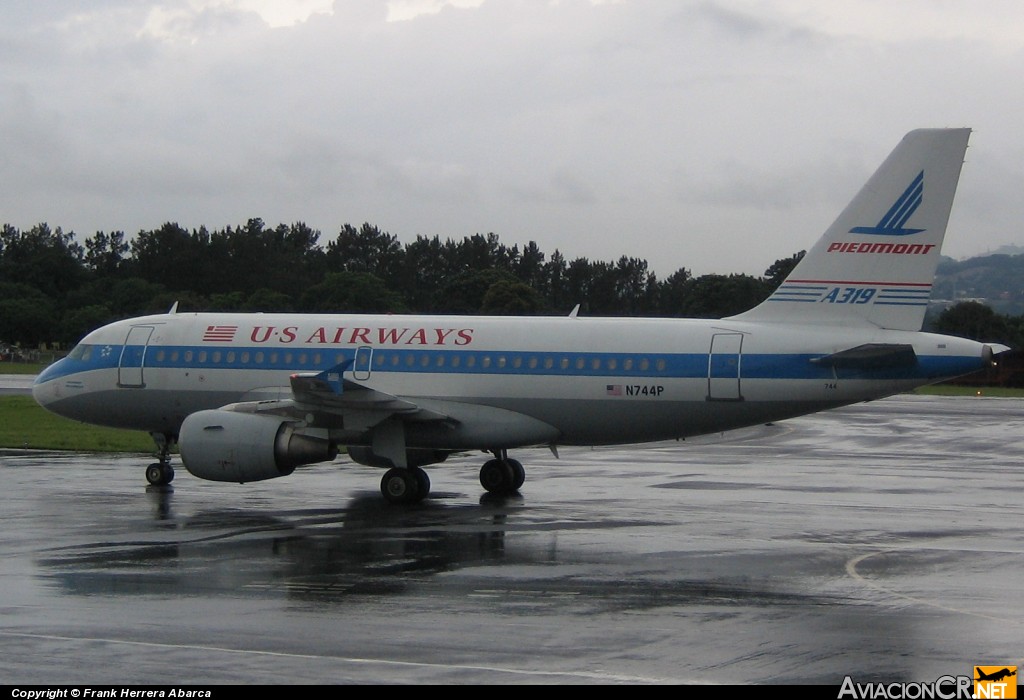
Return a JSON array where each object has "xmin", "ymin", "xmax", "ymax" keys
[
  {"xmin": 146, "ymin": 463, "xmax": 165, "ymax": 485},
  {"xmin": 479, "ymin": 459, "xmax": 513, "ymax": 494},
  {"xmin": 507, "ymin": 459, "xmax": 525, "ymax": 490},
  {"xmin": 412, "ymin": 467, "xmax": 431, "ymax": 500},
  {"xmin": 381, "ymin": 468, "xmax": 420, "ymax": 504}
]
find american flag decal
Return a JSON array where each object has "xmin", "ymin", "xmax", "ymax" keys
[
  {"xmin": 203, "ymin": 325, "xmax": 238, "ymax": 342},
  {"xmin": 606, "ymin": 384, "xmax": 622, "ymax": 396}
]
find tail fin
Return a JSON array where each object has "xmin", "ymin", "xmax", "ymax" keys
[{"xmin": 729, "ymin": 128, "xmax": 970, "ymax": 331}]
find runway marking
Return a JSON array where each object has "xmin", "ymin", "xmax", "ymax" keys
[
  {"xmin": 846, "ymin": 547, "xmax": 1023, "ymax": 625},
  {"xmin": 0, "ymin": 630, "xmax": 683, "ymax": 684}
]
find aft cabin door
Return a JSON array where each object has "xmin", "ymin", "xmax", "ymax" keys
[
  {"xmin": 707, "ymin": 333, "xmax": 743, "ymax": 401},
  {"xmin": 118, "ymin": 326, "xmax": 154, "ymax": 388}
]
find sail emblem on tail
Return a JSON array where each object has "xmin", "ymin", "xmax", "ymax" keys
[{"xmin": 849, "ymin": 171, "xmax": 925, "ymax": 236}]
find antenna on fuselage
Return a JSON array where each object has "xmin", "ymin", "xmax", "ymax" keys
[
  {"xmin": 168, "ymin": 301, "xmax": 179, "ymax": 314},
  {"xmin": 568, "ymin": 303, "xmax": 581, "ymax": 318}
]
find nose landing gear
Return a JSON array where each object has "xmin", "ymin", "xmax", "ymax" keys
[{"xmin": 145, "ymin": 432, "xmax": 175, "ymax": 486}]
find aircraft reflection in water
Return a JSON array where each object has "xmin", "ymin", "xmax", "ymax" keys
[
  {"xmin": 38, "ymin": 491, "xmax": 513, "ymax": 601},
  {"xmin": 33, "ymin": 129, "xmax": 1002, "ymax": 503}
]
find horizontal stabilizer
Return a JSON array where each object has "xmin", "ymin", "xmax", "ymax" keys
[{"xmin": 810, "ymin": 343, "xmax": 917, "ymax": 370}]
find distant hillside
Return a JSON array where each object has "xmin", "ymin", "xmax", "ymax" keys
[{"xmin": 933, "ymin": 252, "xmax": 1024, "ymax": 315}]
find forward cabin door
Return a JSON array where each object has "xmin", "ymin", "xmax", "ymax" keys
[{"xmin": 118, "ymin": 325, "xmax": 154, "ymax": 388}]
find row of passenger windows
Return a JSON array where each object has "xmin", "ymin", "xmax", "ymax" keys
[{"xmin": 148, "ymin": 348, "xmax": 669, "ymax": 373}]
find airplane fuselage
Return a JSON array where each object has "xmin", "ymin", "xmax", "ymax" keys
[{"xmin": 33, "ymin": 311, "xmax": 989, "ymax": 450}]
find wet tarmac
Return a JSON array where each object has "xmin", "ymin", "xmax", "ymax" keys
[
  {"xmin": 0, "ymin": 373, "xmax": 35, "ymax": 395},
  {"xmin": 1, "ymin": 395, "xmax": 1022, "ymax": 685}
]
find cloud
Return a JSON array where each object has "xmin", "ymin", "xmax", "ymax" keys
[{"xmin": 2, "ymin": 0, "xmax": 1023, "ymax": 277}]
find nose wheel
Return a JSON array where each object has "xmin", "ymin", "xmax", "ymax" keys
[
  {"xmin": 146, "ymin": 461, "xmax": 175, "ymax": 486},
  {"xmin": 146, "ymin": 432, "xmax": 175, "ymax": 486}
]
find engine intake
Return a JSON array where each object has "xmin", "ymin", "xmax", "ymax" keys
[{"xmin": 179, "ymin": 409, "xmax": 337, "ymax": 483}]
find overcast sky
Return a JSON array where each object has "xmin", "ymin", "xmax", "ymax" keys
[{"xmin": 2, "ymin": 1, "xmax": 1023, "ymax": 278}]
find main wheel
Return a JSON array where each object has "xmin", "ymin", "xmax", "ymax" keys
[
  {"xmin": 412, "ymin": 467, "xmax": 431, "ymax": 499},
  {"xmin": 507, "ymin": 459, "xmax": 525, "ymax": 490},
  {"xmin": 381, "ymin": 468, "xmax": 420, "ymax": 504},
  {"xmin": 479, "ymin": 459, "xmax": 514, "ymax": 494}
]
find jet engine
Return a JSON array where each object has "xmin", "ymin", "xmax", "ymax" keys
[{"xmin": 179, "ymin": 409, "xmax": 337, "ymax": 483}]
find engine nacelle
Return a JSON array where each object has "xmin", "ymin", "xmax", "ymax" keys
[
  {"xmin": 347, "ymin": 445, "xmax": 450, "ymax": 470},
  {"xmin": 179, "ymin": 409, "xmax": 337, "ymax": 483}
]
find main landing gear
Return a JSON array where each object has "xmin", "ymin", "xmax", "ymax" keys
[
  {"xmin": 479, "ymin": 450, "xmax": 525, "ymax": 496},
  {"xmin": 378, "ymin": 450, "xmax": 526, "ymax": 504},
  {"xmin": 380, "ymin": 466, "xmax": 431, "ymax": 504},
  {"xmin": 145, "ymin": 432, "xmax": 175, "ymax": 486}
]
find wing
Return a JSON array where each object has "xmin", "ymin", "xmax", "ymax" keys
[
  {"xmin": 224, "ymin": 361, "xmax": 450, "ymax": 432},
  {"xmin": 210, "ymin": 362, "xmax": 561, "ymax": 468}
]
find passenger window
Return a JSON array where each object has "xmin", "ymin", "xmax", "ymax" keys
[{"xmin": 656, "ymin": 359, "xmax": 666, "ymax": 372}]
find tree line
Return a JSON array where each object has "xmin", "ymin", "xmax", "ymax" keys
[{"xmin": 0, "ymin": 219, "xmax": 1019, "ymax": 350}]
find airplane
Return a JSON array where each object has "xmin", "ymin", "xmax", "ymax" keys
[
  {"xmin": 32, "ymin": 128, "xmax": 1002, "ymax": 504},
  {"xmin": 975, "ymin": 668, "xmax": 1017, "ymax": 683}
]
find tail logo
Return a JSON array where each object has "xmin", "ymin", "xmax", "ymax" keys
[{"xmin": 849, "ymin": 170, "xmax": 925, "ymax": 236}]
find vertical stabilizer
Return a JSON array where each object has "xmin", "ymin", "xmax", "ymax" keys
[{"xmin": 729, "ymin": 128, "xmax": 970, "ymax": 330}]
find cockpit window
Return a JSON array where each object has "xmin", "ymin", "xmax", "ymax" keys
[{"xmin": 68, "ymin": 344, "xmax": 93, "ymax": 361}]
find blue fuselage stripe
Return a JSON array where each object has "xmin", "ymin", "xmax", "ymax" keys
[{"xmin": 36, "ymin": 343, "xmax": 985, "ymax": 385}]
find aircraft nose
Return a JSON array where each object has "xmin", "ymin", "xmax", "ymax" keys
[
  {"xmin": 31, "ymin": 372, "xmax": 54, "ymax": 407},
  {"xmin": 32, "ymin": 359, "xmax": 67, "ymax": 409}
]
